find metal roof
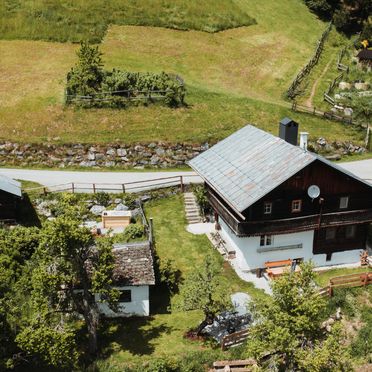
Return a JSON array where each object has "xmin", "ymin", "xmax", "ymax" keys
[
  {"xmin": 0, "ymin": 175, "xmax": 22, "ymax": 197},
  {"xmin": 190, "ymin": 125, "xmax": 372, "ymax": 214}
]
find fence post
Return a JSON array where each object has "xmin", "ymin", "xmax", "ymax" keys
[
  {"xmin": 43, "ymin": 187, "xmax": 47, "ymax": 196},
  {"xmin": 122, "ymin": 184, "xmax": 125, "ymax": 193},
  {"xmin": 93, "ymin": 184, "xmax": 96, "ymax": 194},
  {"xmin": 180, "ymin": 176, "xmax": 184, "ymax": 193},
  {"xmin": 71, "ymin": 182, "xmax": 75, "ymax": 193},
  {"xmin": 313, "ymin": 107, "xmax": 316, "ymax": 115}
]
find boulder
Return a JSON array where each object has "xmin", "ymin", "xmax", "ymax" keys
[
  {"xmin": 90, "ymin": 205, "xmax": 106, "ymax": 216},
  {"xmin": 117, "ymin": 148, "xmax": 127, "ymax": 157},
  {"xmin": 115, "ymin": 203, "xmax": 129, "ymax": 211}
]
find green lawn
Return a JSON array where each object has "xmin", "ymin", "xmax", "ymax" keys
[
  {"xmin": 1, "ymin": 1, "xmax": 366, "ymax": 147},
  {"xmin": 94, "ymin": 194, "xmax": 265, "ymax": 370},
  {"xmin": 0, "ymin": 0, "xmax": 255, "ymax": 42},
  {"xmin": 315, "ymin": 266, "xmax": 372, "ymax": 287}
]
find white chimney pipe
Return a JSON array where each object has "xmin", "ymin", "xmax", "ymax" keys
[{"xmin": 300, "ymin": 132, "xmax": 309, "ymax": 151}]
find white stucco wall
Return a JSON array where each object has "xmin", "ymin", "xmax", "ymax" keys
[
  {"xmin": 219, "ymin": 218, "xmax": 361, "ymax": 271},
  {"xmin": 96, "ymin": 285, "xmax": 150, "ymax": 317}
]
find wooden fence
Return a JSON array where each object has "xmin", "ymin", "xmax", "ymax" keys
[
  {"xmin": 211, "ymin": 359, "xmax": 256, "ymax": 371},
  {"xmin": 287, "ymin": 22, "xmax": 332, "ymax": 99},
  {"xmin": 221, "ymin": 329, "xmax": 249, "ymax": 351},
  {"xmin": 23, "ymin": 175, "xmax": 202, "ymax": 195},
  {"xmin": 65, "ymin": 74, "xmax": 185, "ymax": 105},
  {"xmin": 319, "ymin": 272, "xmax": 372, "ymax": 297}
]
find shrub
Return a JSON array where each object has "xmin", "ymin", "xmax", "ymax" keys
[
  {"xmin": 122, "ymin": 224, "xmax": 144, "ymax": 241},
  {"xmin": 192, "ymin": 185, "xmax": 211, "ymax": 216},
  {"xmin": 95, "ymin": 192, "xmax": 111, "ymax": 207}
]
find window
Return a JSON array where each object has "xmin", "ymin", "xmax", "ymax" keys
[
  {"xmin": 325, "ymin": 228, "xmax": 336, "ymax": 240},
  {"xmin": 291, "ymin": 199, "xmax": 302, "ymax": 213},
  {"xmin": 260, "ymin": 235, "xmax": 273, "ymax": 246},
  {"xmin": 118, "ymin": 290, "xmax": 132, "ymax": 303},
  {"xmin": 263, "ymin": 202, "xmax": 272, "ymax": 215},
  {"xmin": 345, "ymin": 225, "xmax": 356, "ymax": 238},
  {"xmin": 339, "ymin": 196, "xmax": 349, "ymax": 209}
]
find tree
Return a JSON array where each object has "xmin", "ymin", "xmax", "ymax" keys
[
  {"xmin": 173, "ymin": 254, "xmax": 231, "ymax": 335},
  {"xmin": 245, "ymin": 262, "xmax": 352, "ymax": 371},
  {"xmin": 66, "ymin": 41, "xmax": 104, "ymax": 97},
  {"xmin": 15, "ymin": 215, "xmax": 118, "ymax": 368}
]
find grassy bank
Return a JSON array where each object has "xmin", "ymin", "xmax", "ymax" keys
[{"xmin": 0, "ymin": 0, "xmax": 255, "ymax": 43}]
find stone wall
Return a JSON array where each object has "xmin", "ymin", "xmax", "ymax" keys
[{"xmin": 0, "ymin": 139, "xmax": 365, "ymax": 169}]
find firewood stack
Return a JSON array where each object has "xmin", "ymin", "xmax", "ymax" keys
[{"xmin": 360, "ymin": 250, "xmax": 369, "ymax": 266}]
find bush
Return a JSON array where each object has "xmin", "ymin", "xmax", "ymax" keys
[
  {"xmin": 66, "ymin": 43, "xmax": 186, "ymax": 108},
  {"xmin": 192, "ymin": 185, "xmax": 211, "ymax": 216},
  {"xmin": 122, "ymin": 224, "xmax": 144, "ymax": 241},
  {"xmin": 95, "ymin": 192, "xmax": 111, "ymax": 207}
]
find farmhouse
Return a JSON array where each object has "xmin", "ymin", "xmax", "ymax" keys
[
  {"xmin": 357, "ymin": 49, "xmax": 372, "ymax": 70},
  {"xmin": 0, "ymin": 175, "xmax": 22, "ymax": 222},
  {"xmin": 189, "ymin": 120, "xmax": 372, "ymax": 272},
  {"xmin": 96, "ymin": 241, "xmax": 155, "ymax": 317}
]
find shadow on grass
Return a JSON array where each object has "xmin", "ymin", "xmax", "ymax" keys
[
  {"xmin": 17, "ymin": 193, "xmax": 41, "ymax": 227},
  {"xmin": 98, "ymin": 317, "xmax": 172, "ymax": 357}
]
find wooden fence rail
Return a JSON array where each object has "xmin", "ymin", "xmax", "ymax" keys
[
  {"xmin": 221, "ymin": 329, "xmax": 249, "ymax": 351},
  {"xmin": 23, "ymin": 175, "xmax": 202, "ymax": 195},
  {"xmin": 287, "ymin": 22, "xmax": 332, "ymax": 99},
  {"xmin": 319, "ymin": 272, "xmax": 372, "ymax": 297}
]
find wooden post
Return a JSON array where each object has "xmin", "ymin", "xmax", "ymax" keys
[
  {"xmin": 180, "ymin": 176, "xmax": 184, "ymax": 193},
  {"xmin": 122, "ymin": 184, "xmax": 126, "ymax": 193},
  {"xmin": 93, "ymin": 184, "xmax": 96, "ymax": 193},
  {"xmin": 71, "ymin": 182, "xmax": 75, "ymax": 193},
  {"xmin": 43, "ymin": 187, "xmax": 47, "ymax": 196},
  {"xmin": 313, "ymin": 106, "xmax": 316, "ymax": 115}
]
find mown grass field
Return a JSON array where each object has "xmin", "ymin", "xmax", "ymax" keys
[
  {"xmin": 0, "ymin": 0, "xmax": 255, "ymax": 42},
  {"xmin": 95, "ymin": 194, "xmax": 265, "ymax": 370},
  {"xmin": 1, "ymin": 0, "xmax": 366, "ymax": 146}
]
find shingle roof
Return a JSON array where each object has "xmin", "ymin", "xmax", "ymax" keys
[
  {"xmin": 112, "ymin": 241, "xmax": 155, "ymax": 286},
  {"xmin": 0, "ymin": 175, "xmax": 21, "ymax": 197},
  {"xmin": 189, "ymin": 125, "xmax": 371, "ymax": 214}
]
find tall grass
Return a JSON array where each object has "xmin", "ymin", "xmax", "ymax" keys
[{"xmin": 0, "ymin": 0, "xmax": 255, "ymax": 43}]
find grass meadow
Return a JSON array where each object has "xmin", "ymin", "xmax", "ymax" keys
[
  {"xmin": 0, "ymin": 0, "xmax": 255, "ymax": 42},
  {"xmin": 1, "ymin": 0, "xmax": 366, "ymax": 146},
  {"xmin": 94, "ymin": 194, "xmax": 265, "ymax": 370}
]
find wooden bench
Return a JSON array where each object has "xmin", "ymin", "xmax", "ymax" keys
[
  {"xmin": 265, "ymin": 259, "xmax": 296, "ymax": 279},
  {"xmin": 211, "ymin": 359, "xmax": 256, "ymax": 371}
]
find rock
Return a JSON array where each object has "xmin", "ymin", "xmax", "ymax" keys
[
  {"xmin": 338, "ymin": 81, "xmax": 351, "ymax": 90},
  {"xmin": 326, "ymin": 324, "xmax": 332, "ymax": 333},
  {"xmin": 90, "ymin": 205, "xmax": 106, "ymax": 216},
  {"xmin": 344, "ymin": 107, "xmax": 353, "ymax": 116},
  {"xmin": 114, "ymin": 198, "xmax": 122, "ymax": 204},
  {"xmin": 150, "ymin": 155, "xmax": 160, "ymax": 165},
  {"xmin": 95, "ymin": 153, "xmax": 105, "ymax": 160},
  {"xmin": 88, "ymin": 152, "xmax": 95, "ymax": 161},
  {"xmin": 148, "ymin": 142, "xmax": 157, "ymax": 148},
  {"xmin": 155, "ymin": 147, "xmax": 165, "ymax": 156},
  {"xmin": 140, "ymin": 195, "xmax": 151, "ymax": 202},
  {"xmin": 117, "ymin": 148, "xmax": 127, "ymax": 157},
  {"xmin": 354, "ymin": 82, "xmax": 369, "ymax": 90},
  {"xmin": 89, "ymin": 146, "xmax": 97, "ymax": 153},
  {"xmin": 80, "ymin": 160, "xmax": 96, "ymax": 167},
  {"xmin": 317, "ymin": 138, "xmax": 327, "ymax": 146},
  {"xmin": 115, "ymin": 203, "xmax": 129, "ymax": 211},
  {"xmin": 104, "ymin": 161, "xmax": 115, "ymax": 167},
  {"xmin": 336, "ymin": 307, "xmax": 342, "ymax": 320},
  {"xmin": 201, "ymin": 143, "xmax": 209, "ymax": 151},
  {"xmin": 325, "ymin": 154, "xmax": 341, "ymax": 161},
  {"xmin": 106, "ymin": 148, "xmax": 116, "ymax": 156},
  {"xmin": 134, "ymin": 145, "xmax": 144, "ymax": 152}
]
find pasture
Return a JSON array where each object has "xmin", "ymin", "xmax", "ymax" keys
[{"xmin": 0, "ymin": 0, "xmax": 365, "ymax": 146}]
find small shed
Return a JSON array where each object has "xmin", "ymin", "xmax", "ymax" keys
[
  {"xmin": 102, "ymin": 210, "xmax": 132, "ymax": 229},
  {"xmin": 96, "ymin": 241, "xmax": 155, "ymax": 317},
  {"xmin": 357, "ymin": 49, "xmax": 372, "ymax": 69}
]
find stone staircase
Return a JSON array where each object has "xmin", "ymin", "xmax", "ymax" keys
[{"xmin": 184, "ymin": 192, "xmax": 202, "ymax": 224}]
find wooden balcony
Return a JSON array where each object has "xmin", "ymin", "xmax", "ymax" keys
[{"xmin": 208, "ymin": 191, "xmax": 372, "ymax": 237}]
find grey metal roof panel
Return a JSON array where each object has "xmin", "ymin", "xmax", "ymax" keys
[
  {"xmin": 0, "ymin": 175, "xmax": 22, "ymax": 197},
  {"xmin": 189, "ymin": 125, "xmax": 315, "ymax": 213}
]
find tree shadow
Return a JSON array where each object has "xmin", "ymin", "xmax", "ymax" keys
[
  {"xmin": 16, "ymin": 193, "xmax": 41, "ymax": 227},
  {"xmin": 98, "ymin": 317, "xmax": 172, "ymax": 357}
]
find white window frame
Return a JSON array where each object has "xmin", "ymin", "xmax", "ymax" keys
[
  {"xmin": 260, "ymin": 235, "xmax": 273, "ymax": 246},
  {"xmin": 339, "ymin": 196, "xmax": 349, "ymax": 209},
  {"xmin": 263, "ymin": 202, "xmax": 272, "ymax": 215},
  {"xmin": 291, "ymin": 199, "xmax": 302, "ymax": 213}
]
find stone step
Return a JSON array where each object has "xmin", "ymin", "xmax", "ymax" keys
[{"xmin": 185, "ymin": 207, "xmax": 199, "ymax": 212}]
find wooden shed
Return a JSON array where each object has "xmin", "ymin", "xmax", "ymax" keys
[{"xmin": 102, "ymin": 210, "xmax": 132, "ymax": 229}]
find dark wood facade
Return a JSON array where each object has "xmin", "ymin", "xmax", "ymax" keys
[
  {"xmin": 0, "ymin": 190, "xmax": 19, "ymax": 221},
  {"xmin": 208, "ymin": 159, "xmax": 372, "ymax": 254}
]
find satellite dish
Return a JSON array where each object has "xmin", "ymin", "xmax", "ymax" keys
[{"xmin": 307, "ymin": 185, "xmax": 320, "ymax": 200}]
